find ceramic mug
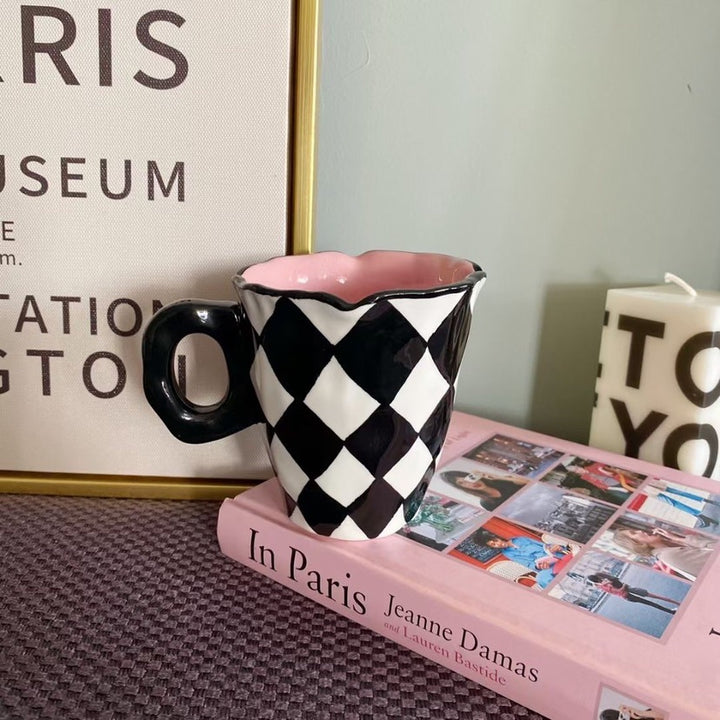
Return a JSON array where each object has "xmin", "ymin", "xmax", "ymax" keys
[{"xmin": 142, "ymin": 250, "xmax": 486, "ymax": 540}]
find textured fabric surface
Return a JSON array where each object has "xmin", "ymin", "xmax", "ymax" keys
[{"xmin": 0, "ymin": 494, "xmax": 547, "ymax": 720}]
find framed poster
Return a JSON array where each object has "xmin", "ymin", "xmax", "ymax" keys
[{"xmin": 0, "ymin": 0, "xmax": 320, "ymax": 497}]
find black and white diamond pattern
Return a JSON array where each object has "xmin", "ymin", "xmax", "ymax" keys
[{"xmin": 240, "ymin": 285, "xmax": 479, "ymax": 540}]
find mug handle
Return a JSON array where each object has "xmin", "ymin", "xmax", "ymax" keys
[{"xmin": 142, "ymin": 299, "xmax": 263, "ymax": 443}]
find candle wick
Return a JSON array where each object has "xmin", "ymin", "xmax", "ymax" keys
[{"xmin": 664, "ymin": 272, "xmax": 698, "ymax": 297}]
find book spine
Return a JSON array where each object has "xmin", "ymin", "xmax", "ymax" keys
[{"xmin": 218, "ymin": 497, "xmax": 614, "ymax": 720}]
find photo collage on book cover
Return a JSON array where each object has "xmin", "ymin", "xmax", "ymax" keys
[
  {"xmin": 398, "ymin": 433, "xmax": 720, "ymax": 639},
  {"xmin": 596, "ymin": 685, "xmax": 668, "ymax": 720}
]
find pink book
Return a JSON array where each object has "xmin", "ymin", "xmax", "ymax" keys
[{"xmin": 217, "ymin": 411, "xmax": 720, "ymax": 719}]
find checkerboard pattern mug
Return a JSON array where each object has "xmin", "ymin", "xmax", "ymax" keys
[{"xmin": 143, "ymin": 251, "xmax": 486, "ymax": 540}]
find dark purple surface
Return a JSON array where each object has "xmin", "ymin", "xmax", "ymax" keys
[{"xmin": 0, "ymin": 494, "xmax": 547, "ymax": 719}]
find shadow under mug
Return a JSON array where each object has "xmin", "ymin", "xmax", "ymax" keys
[{"xmin": 142, "ymin": 250, "xmax": 486, "ymax": 540}]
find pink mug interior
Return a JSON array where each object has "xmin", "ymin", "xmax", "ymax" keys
[{"xmin": 237, "ymin": 250, "xmax": 481, "ymax": 305}]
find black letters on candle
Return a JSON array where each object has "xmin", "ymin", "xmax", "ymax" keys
[
  {"xmin": 675, "ymin": 332, "xmax": 720, "ymax": 408},
  {"xmin": 617, "ymin": 315, "xmax": 666, "ymax": 389},
  {"xmin": 601, "ymin": 313, "xmax": 720, "ymax": 477},
  {"xmin": 663, "ymin": 423, "xmax": 718, "ymax": 478},
  {"xmin": 609, "ymin": 398, "xmax": 667, "ymax": 458}
]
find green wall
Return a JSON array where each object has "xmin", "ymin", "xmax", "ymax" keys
[{"xmin": 313, "ymin": 1, "xmax": 720, "ymax": 443}]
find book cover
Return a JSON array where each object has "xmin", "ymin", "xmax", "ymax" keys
[{"xmin": 217, "ymin": 411, "xmax": 720, "ymax": 720}]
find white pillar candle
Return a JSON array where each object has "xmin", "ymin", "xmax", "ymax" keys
[{"xmin": 589, "ymin": 274, "xmax": 720, "ymax": 480}]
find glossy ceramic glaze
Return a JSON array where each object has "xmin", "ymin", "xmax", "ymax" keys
[
  {"xmin": 143, "ymin": 251, "xmax": 486, "ymax": 540},
  {"xmin": 238, "ymin": 250, "xmax": 480, "ymax": 306}
]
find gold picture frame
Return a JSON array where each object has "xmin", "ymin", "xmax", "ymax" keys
[{"xmin": 0, "ymin": 0, "xmax": 320, "ymax": 499}]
